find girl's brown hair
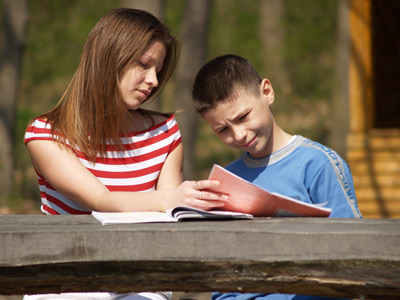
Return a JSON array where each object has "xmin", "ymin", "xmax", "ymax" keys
[{"xmin": 36, "ymin": 8, "xmax": 179, "ymax": 161}]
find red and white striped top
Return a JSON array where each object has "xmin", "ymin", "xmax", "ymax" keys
[{"xmin": 24, "ymin": 115, "xmax": 182, "ymax": 215}]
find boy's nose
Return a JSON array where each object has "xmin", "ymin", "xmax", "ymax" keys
[{"xmin": 232, "ymin": 126, "xmax": 247, "ymax": 143}]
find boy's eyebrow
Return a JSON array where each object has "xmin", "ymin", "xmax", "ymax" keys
[
  {"xmin": 211, "ymin": 109, "xmax": 248, "ymax": 132},
  {"xmin": 226, "ymin": 108, "xmax": 248, "ymax": 123}
]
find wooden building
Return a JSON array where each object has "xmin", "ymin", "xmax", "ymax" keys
[{"xmin": 347, "ymin": 0, "xmax": 400, "ymax": 218}]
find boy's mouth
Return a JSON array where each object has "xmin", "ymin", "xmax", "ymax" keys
[{"xmin": 239, "ymin": 135, "xmax": 257, "ymax": 148}]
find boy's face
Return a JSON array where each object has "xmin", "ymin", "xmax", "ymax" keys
[{"xmin": 202, "ymin": 79, "xmax": 275, "ymax": 158}]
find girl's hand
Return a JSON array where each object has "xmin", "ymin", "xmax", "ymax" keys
[{"xmin": 173, "ymin": 180, "xmax": 228, "ymax": 210}]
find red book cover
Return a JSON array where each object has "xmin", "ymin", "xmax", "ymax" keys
[{"xmin": 208, "ymin": 164, "xmax": 331, "ymax": 217}]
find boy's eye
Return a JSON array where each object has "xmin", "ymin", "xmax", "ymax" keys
[
  {"xmin": 239, "ymin": 112, "xmax": 249, "ymax": 120},
  {"xmin": 216, "ymin": 127, "xmax": 227, "ymax": 134}
]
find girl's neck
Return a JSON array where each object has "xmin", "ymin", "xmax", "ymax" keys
[{"xmin": 123, "ymin": 110, "xmax": 151, "ymax": 132}]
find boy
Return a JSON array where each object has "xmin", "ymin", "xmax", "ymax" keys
[{"xmin": 192, "ymin": 54, "xmax": 362, "ymax": 300}]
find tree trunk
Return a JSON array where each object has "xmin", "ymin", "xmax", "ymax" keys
[
  {"xmin": 329, "ymin": 0, "xmax": 350, "ymax": 157},
  {"xmin": 0, "ymin": 0, "xmax": 29, "ymax": 201},
  {"xmin": 120, "ymin": 0, "xmax": 164, "ymax": 20},
  {"xmin": 174, "ymin": 0, "xmax": 211, "ymax": 179},
  {"xmin": 259, "ymin": 0, "xmax": 291, "ymax": 108}
]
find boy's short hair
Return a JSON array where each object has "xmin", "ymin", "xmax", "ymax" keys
[{"xmin": 192, "ymin": 54, "xmax": 262, "ymax": 113}]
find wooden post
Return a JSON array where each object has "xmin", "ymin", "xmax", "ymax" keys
[
  {"xmin": 346, "ymin": 0, "xmax": 400, "ymax": 218},
  {"xmin": 348, "ymin": 0, "xmax": 373, "ymax": 135}
]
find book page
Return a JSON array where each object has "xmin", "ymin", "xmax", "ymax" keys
[
  {"xmin": 92, "ymin": 206, "xmax": 252, "ymax": 225},
  {"xmin": 92, "ymin": 211, "xmax": 177, "ymax": 225},
  {"xmin": 208, "ymin": 164, "xmax": 331, "ymax": 217},
  {"xmin": 167, "ymin": 206, "xmax": 253, "ymax": 220}
]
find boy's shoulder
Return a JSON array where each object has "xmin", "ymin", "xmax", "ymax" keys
[
  {"xmin": 227, "ymin": 136, "xmax": 344, "ymax": 170},
  {"xmin": 295, "ymin": 136, "xmax": 344, "ymax": 163}
]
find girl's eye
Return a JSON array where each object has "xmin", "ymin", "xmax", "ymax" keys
[{"xmin": 139, "ymin": 62, "xmax": 149, "ymax": 69}]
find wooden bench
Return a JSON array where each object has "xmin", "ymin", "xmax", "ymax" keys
[{"xmin": 1, "ymin": 215, "xmax": 399, "ymax": 299}]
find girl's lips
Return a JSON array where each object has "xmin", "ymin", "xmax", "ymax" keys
[
  {"xmin": 141, "ymin": 89, "xmax": 151, "ymax": 96},
  {"xmin": 137, "ymin": 89, "xmax": 150, "ymax": 100}
]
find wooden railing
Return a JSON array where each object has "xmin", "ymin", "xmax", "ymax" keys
[{"xmin": 1, "ymin": 215, "xmax": 399, "ymax": 299}]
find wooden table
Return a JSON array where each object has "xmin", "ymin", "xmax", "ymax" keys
[{"xmin": 1, "ymin": 215, "xmax": 399, "ymax": 299}]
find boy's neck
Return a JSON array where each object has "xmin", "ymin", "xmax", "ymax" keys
[
  {"xmin": 273, "ymin": 129, "xmax": 294, "ymax": 153},
  {"xmin": 257, "ymin": 123, "xmax": 293, "ymax": 158}
]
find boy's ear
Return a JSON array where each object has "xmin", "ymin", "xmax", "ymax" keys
[{"xmin": 260, "ymin": 79, "xmax": 274, "ymax": 105}]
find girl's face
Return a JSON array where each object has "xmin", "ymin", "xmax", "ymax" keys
[
  {"xmin": 202, "ymin": 80, "xmax": 276, "ymax": 158},
  {"xmin": 119, "ymin": 39, "xmax": 166, "ymax": 110}
]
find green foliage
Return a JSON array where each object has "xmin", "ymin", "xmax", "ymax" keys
[
  {"xmin": 208, "ymin": 0, "xmax": 263, "ymax": 71},
  {"xmin": 284, "ymin": 0, "xmax": 337, "ymax": 100},
  {"xmin": 11, "ymin": 0, "xmax": 341, "ymax": 209},
  {"xmin": 20, "ymin": 0, "xmax": 119, "ymax": 112},
  {"xmin": 164, "ymin": 0, "xmax": 185, "ymax": 37}
]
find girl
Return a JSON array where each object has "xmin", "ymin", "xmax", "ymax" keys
[{"xmin": 24, "ymin": 7, "xmax": 226, "ymax": 300}]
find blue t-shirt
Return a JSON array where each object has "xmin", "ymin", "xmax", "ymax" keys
[
  {"xmin": 212, "ymin": 293, "xmax": 348, "ymax": 300},
  {"xmin": 226, "ymin": 136, "xmax": 361, "ymax": 218},
  {"xmin": 213, "ymin": 136, "xmax": 361, "ymax": 300}
]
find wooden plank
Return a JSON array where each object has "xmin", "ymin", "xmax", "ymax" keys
[
  {"xmin": 353, "ymin": 174, "xmax": 400, "ymax": 188},
  {"xmin": 346, "ymin": 130, "xmax": 400, "ymax": 151},
  {"xmin": 358, "ymin": 201, "xmax": 400, "ymax": 218},
  {"xmin": 354, "ymin": 187, "xmax": 400, "ymax": 200},
  {"xmin": 368, "ymin": 129, "xmax": 400, "ymax": 137},
  {"xmin": 347, "ymin": 136, "xmax": 400, "ymax": 150},
  {"xmin": 349, "ymin": 161, "xmax": 400, "ymax": 174},
  {"xmin": 346, "ymin": 129, "xmax": 400, "ymax": 218},
  {"xmin": 0, "ymin": 215, "xmax": 399, "ymax": 299},
  {"xmin": 347, "ymin": 150, "xmax": 400, "ymax": 162}
]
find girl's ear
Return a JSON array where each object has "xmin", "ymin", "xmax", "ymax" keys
[{"xmin": 260, "ymin": 78, "xmax": 274, "ymax": 105}]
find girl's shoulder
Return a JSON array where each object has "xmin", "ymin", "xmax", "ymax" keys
[
  {"xmin": 26, "ymin": 118, "xmax": 52, "ymax": 133},
  {"xmin": 146, "ymin": 112, "xmax": 178, "ymax": 132},
  {"xmin": 128, "ymin": 109, "xmax": 176, "ymax": 133},
  {"xmin": 24, "ymin": 118, "xmax": 53, "ymax": 144},
  {"xmin": 150, "ymin": 112, "xmax": 172, "ymax": 124}
]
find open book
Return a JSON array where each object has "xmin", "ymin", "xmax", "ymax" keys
[
  {"xmin": 207, "ymin": 164, "xmax": 332, "ymax": 217},
  {"xmin": 92, "ymin": 206, "xmax": 253, "ymax": 225}
]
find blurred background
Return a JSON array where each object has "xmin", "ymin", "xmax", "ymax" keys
[{"xmin": 0, "ymin": 0, "xmax": 399, "ymax": 218}]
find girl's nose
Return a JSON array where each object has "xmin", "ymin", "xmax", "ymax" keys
[{"xmin": 145, "ymin": 68, "xmax": 159, "ymax": 87}]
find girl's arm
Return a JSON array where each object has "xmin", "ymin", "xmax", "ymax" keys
[
  {"xmin": 156, "ymin": 143, "xmax": 184, "ymax": 190},
  {"xmin": 27, "ymin": 140, "xmax": 227, "ymax": 212},
  {"xmin": 156, "ymin": 143, "xmax": 227, "ymax": 209}
]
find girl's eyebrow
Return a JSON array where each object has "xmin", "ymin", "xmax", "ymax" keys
[{"xmin": 140, "ymin": 54, "xmax": 164, "ymax": 72}]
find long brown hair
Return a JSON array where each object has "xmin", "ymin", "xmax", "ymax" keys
[{"xmin": 36, "ymin": 8, "xmax": 179, "ymax": 161}]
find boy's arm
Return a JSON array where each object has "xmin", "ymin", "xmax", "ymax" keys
[
  {"xmin": 212, "ymin": 292, "xmax": 266, "ymax": 300},
  {"xmin": 309, "ymin": 161, "xmax": 362, "ymax": 218}
]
